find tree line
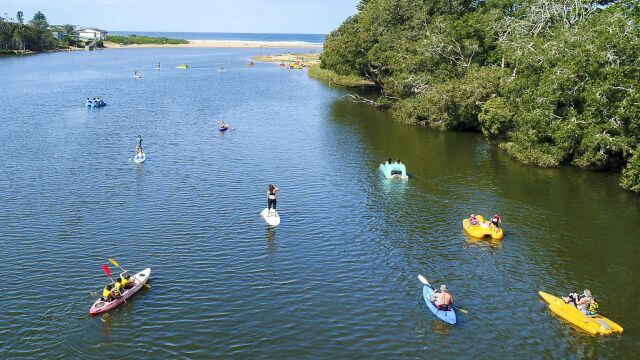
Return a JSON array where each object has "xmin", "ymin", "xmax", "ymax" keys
[
  {"xmin": 0, "ymin": 11, "xmax": 59, "ymax": 52},
  {"xmin": 321, "ymin": 0, "xmax": 640, "ymax": 192}
]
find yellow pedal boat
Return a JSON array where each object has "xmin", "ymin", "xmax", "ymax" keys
[
  {"xmin": 462, "ymin": 215, "xmax": 503, "ymax": 240},
  {"xmin": 538, "ymin": 291, "xmax": 623, "ymax": 335}
]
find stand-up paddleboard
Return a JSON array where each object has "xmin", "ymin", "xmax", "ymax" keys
[
  {"xmin": 260, "ymin": 208, "xmax": 280, "ymax": 226},
  {"xmin": 133, "ymin": 152, "xmax": 146, "ymax": 164}
]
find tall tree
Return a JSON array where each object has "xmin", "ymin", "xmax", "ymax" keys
[
  {"xmin": 29, "ymin": 11, "xmax": 48, "ymax": 29},
  {"xmin": 16, "ymin": 11, "xmax": 23, "ymax": 24}
]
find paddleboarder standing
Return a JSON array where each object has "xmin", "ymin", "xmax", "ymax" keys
[{"xmin": 267, "ymin": 184, "xmax": 278, "ymax": 216}]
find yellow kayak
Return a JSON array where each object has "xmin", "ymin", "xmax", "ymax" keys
[
  {"xmin": 462, "ymin": 215, "xmax": 503, "ymax": 240},
  {"xmin": 538, "ymin": 291, "xmax": 623, "ymax": 335}
]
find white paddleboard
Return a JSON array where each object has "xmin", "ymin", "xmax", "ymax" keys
[
  {"xmin": 260, "ymin": 208, "xmax": 280, "ymax": 226},
  {"xmin": 133, "ymin": 153, "xmax": 146, "ymax": 164}
]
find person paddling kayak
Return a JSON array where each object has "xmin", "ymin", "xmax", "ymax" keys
[
  {"xmin": 267, "ymin": 184, "xmax": 278, "ymax": 215},
  {"xmin": 101, "ymin": 283, "xmax": 114, "ymax": 302},
  {"xmin": 430, "ymin": 284, "xmax": 454, "ymax": 311}
]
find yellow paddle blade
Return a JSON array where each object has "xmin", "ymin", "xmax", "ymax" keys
[{"xmin": 107, "ymin": 258, "xmax": 119, "ymax": 267}]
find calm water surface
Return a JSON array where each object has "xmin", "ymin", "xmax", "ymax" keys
[{"xmin": 0, "ymin": 48, "xmax": 639, "ymax": 358}]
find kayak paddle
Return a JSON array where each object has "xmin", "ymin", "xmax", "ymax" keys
[
  {"xmin": 417, "ymin": 274, "xmax": 468, "ymax": 314},
  {"xmin": 101, "ymin": 264, "xmax": 126, "ymax": 302}
]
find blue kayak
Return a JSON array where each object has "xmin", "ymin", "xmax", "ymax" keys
[{"xmin": 422, "ymin": 285, "xmax": 457, "ymax": 325}]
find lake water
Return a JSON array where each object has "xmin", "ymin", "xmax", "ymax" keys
[
  {"xmin": 108, "ymin": 31, "xmax": 326, "ymax": 44},
  {"xmin": 1, "ymin": 48, "xmax": 639, "ymax": 358}
]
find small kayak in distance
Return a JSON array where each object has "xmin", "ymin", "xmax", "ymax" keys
[
  {"xmin": 89, "ymin": 268, "xmax": 151, "ymax": 315},
  {"xmin": 133, "ymin": 153, "xmax": 146, "ymax": 164},
  {"xmin": 422, "ymin": 285, "xmax": 457, "ymax": 325},
  {"xmin": 219, "ymin": 126, "xmax": 229, "ymax": 132},
  {"xmin": 538, "ymin": 291, "xmax": 623, "ymax": 335},
  {"xmin": 133, "ymin": 75, "xmax": 142, "ymax": 79},
  {"xmin": 260, "ymin": 208, "xmax": 280, "ymax": 226}
]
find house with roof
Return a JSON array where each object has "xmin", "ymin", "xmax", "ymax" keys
[{"xmin": 78, "ymin": 28, "xmax": 107, "ymax": 41}]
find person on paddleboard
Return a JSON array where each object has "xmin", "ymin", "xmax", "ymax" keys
[
  {"xmin": 267, "ymin": 184, "xmax": 279, "ymax": 215},
  {"xmin": 430, "ymin": 284, "xmax": 454, "ymax": 311},
  {"xmin": 136, "ymin": 134, "xmax": 143, "ymax": 155}
]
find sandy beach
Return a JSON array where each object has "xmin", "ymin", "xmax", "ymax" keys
[{"xmin": 105, "ymin": 39, "xmax": 323, "ymax": 49}]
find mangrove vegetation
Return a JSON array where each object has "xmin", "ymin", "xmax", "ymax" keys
[{"xmin": 321, "ymin": 0, "xmax": 640, "ymax": 191}]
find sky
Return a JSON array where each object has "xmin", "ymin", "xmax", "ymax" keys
[{"xmin": 1, "ymin": 0, "xmax": 360, "ymax": 34}]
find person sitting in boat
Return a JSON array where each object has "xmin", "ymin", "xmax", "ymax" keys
[
  {"xmin": 101, "ymin": 283, "xmax": 114, "ymax": 302},
  {"xmin": 396, "ymin": 159, "xmax": 402, "ymax": 164},
  {"xmin": 120, "ymin": 272, "xmax": 134, "ymax": 290},
  {"xmin": 220, "ymin": 120, "xmax": 229, "ymax": 129},
  {"xmin": 491, "ymin": 214, "xmax": 501, "ymax": 228},
  {"xmin": 563, "ymin": 289, "xmax": 598, "ymax": 315},
  {"xmin": 96, "ymin": 97, "xmax": 104, "ymax": 106},
  {"xmin": 386, "ymin": 158, "xmax": 392, "ymax": 165},
  {"xmin": 86, "ymin": 97, "xmax": 92, "ymax": 106},
  {"xmin": 430, "ymin": 284, "xmax": 454, "ymax": 311},
  {"xmin": 267, "ymin": 184, "xmax": 279, "ymax": 215},
  {"xmin": 113, "ymin": 278, "xmax": 124, "ymax": 297},
  {"xmin": 469, "ymin": 214, "xmax": 479, "ymax": 226},
  {"xmin": 93, "ymin": 97, "xmax": 98, "ymax": 106}
]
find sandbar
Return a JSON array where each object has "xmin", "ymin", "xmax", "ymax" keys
[{"xmin": 105, "ymin": 39, "xmax": 323, "ymax": 49}]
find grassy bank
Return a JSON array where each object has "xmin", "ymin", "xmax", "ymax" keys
[
  {"xmin": 106, "ymin": 35, "xmax": 188, "ymax": 45},
  {"xmin": 307, "ymin": 65, "xmax": 375, "ymax": 87}
]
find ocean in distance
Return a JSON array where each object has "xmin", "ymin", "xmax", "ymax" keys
[{"xmin": 109, "ymin": 31, "xmax": 326, "ymax": 43}]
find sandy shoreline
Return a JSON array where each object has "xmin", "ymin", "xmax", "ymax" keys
[{"xmin": 105, "ymin": 39, "xmax": 323, "ymax": 49}]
